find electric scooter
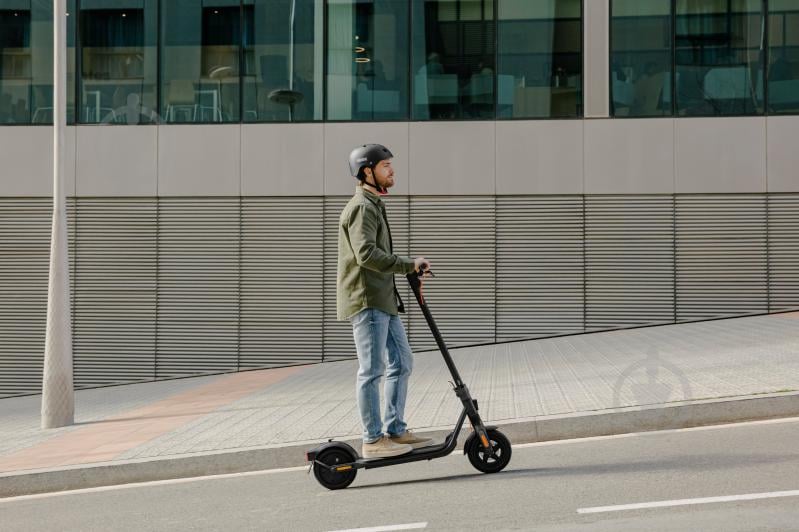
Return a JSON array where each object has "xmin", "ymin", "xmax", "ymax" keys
[{"xmin": 307, "ymin": 267, "xmax": 512, "ymax": 490}]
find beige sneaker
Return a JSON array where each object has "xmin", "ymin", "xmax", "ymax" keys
[
  {"xmin": 362, "ymin": 436, "xmax": 413, "ymax": 459},
  {"xmin": 389, "ymin": 430, "xmax": 435, "ymax": 449}
]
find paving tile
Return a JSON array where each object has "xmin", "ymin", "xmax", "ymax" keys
[{"xmin": 1, "ymin": 314, "xmax": 799, "ymax": 474}]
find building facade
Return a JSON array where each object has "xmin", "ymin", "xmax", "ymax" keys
[{"xmin": 1, "ymin": 0, "xmax": 798, "ymax": 398}]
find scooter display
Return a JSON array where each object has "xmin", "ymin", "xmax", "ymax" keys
[{"xmin": 306, "ymin": 267, "xmax": 512, "ymax": 490}]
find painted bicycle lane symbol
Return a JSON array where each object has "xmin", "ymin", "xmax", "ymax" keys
[{"xmin": 612, "ymin": 347, "xmax": 693, "ymax": 408}]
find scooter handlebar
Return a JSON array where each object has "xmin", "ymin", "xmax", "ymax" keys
[{"xmin": 406, "ymin": 266, "xmax": 433, "ymax": 303}]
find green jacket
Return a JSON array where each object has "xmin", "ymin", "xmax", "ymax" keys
[{"xmin": 337, "ymin": 187, "xmax": 416, "ymax": 320}]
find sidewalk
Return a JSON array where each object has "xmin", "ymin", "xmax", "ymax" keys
[{"xmin": 2, "ymin": 312, "xmax": 799, "ymax": 496}]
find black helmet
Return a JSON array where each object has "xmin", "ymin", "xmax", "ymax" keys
[{"xmin": 348, "ymin": 144, "xmax": 393, "ymax": 178}]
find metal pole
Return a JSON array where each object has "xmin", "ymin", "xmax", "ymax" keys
[{"xmin": 41, "ymin": 0, "xmax": 74, "ymax": 429}]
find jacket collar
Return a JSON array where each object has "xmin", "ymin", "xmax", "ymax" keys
[{"xmin": 355, "ymin": 186, "xmax": 383, "ymax": 207}]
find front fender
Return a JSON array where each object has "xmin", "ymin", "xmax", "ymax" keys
[{"xmin": 462, "ymin": 426, "xmax": 498, "ymax": 454}]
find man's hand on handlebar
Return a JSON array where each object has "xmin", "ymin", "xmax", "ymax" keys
[{"xmin": 414, "ymin": 257, "xmax": 433, "ymax": 278}]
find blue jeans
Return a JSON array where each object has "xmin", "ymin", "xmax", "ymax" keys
[{"xmin": 350, "ymin": 308, "xmax": 413, "ymax": 443}]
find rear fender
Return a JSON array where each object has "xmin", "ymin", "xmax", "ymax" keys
[{"xmin": 306, "ymin": 441, "xmax": 358, "ymax": 462}]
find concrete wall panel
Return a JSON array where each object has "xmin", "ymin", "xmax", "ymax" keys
[
  {"xmin": 496, "ymin": 120, "xmax": 583, "ymax": 195},
  {"xmin": 0, "ymin": 126, "xmax": 76, "ymax": 197},
  {"xmin": 409, "ymin": 121, "xmax": 495, "ymax": 195},
  {"xmin": 158, "ymin": 125, "xmax": 241, "ymax": 196},
  {"xmin": 242, "ymin": 123, "xmax": 323, "ymax": 196},
  {"xmin": 585, "ymin": 118, "xmax": 674, "ymax": 194},
  {"xmin": 676, "ymin": 118, "xmax": 766, "ymax": 193},
  {"xmin": 767, "ymin": 116, "xmax": 799, "ymax": 193},
  {"xmin": 77, "ymin": 126, "xmax": 157, "ymax": 196}
]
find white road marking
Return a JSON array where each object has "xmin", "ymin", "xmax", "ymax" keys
[
  {"xmin": 0, "ymin": 465, "xmax": 308, "ymax": 504},
  {"xmin": 327, "ymin": 523, "xmax": 427, "ymax": 532},
  {"xmin": 577, "ymin": 489, "xmax": 799, "ymax": 514}
]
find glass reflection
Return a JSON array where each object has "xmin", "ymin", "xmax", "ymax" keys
[
  {"xmin": 675, "ymin": 0, "xmax": 765, "ymax": 116},
  {"xmin": 242, "ymin": 0, "xmax": 322, "ymax": 122},
  {"xmin": 412, "ymin": 0, "xmax": 495, "ymax": 120},
  {"xmin": 498, "ymin": 0, "xmax": 581, "ymax": 119},
  {"xmin": 768, "ymin": 0, "xmax": 799, "ymax": 114},
  {"xmin": 160, "ymin": 0, "xmax": 241, "ymax": 123},
  {"xmin": 611, "ymin": 0, "xmax": 671, "ymax": 117},
  {"xmin": 79, "ymin": 0, "xmax": 157, "ymax": 124},
  {"xmin": 326, "ymin": 0, "xmax": 409, "ymax": 121},
  {"xmin": 0, "ymin": 0, "xmax": 76, "ymax": 124}
]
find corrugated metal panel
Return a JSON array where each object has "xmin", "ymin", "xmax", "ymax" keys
[
  {"xmin": 240, "ymin": 197, "xmax": 323, "ymax": 368},
  {"xmin": 3, "ymin": 192, "xmax": 797, "ymax": 399},
  {"xmin": 0, "ymin": 199, "xmax": 75, "ymax": 398},
  {"xmin": 769, "ymin": 194, "xmax": 799, "ymax": 312},
  {"xmin": 585, "ymin": 195, "xmax": 675, "ymax": 331},
  {"xmin": 408, "ymin": 196, "xmax": 495, "ymax": 351},
  {"xmin": 0, "ymin": 198, "xmax": 50, "ymax": 398},
  {"xmin": 496, "ymin": 196, "xmax": 584, "ymax": 341},
  {"xmin": 72, "ymin": 198, "xmax": 157, "ymax": 388},
  {"xmin": 156, "ymin": 198, "xmax": 240, "ymax": 379},
  {"xmin": 322, "ymin": 197, "xmax": 353, "ymax": 361},
  {"xmin": 675, "ymin": 195, "xmax": 768, "ymax": 322}
]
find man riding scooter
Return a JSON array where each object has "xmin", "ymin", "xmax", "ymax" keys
[{"xmin": 337, "ymin": 144, "xmax": 436, "ymax": 459}]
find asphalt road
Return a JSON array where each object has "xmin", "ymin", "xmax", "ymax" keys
[{"xmin": 3, "ymin": 417, "xmax": 799, "ymax": 531}]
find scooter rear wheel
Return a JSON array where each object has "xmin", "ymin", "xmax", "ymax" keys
[
  {"xmin": 466, "ymin": 429, "xmax": 511, "ymax": 474},
  {"xmin": 313, "ymin": 448, "xmax": 357, "ymax": 490}
]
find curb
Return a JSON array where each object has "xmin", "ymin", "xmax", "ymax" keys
[{"xmin": 2, "ymin": 390, "xmax": 798, "ymax": 498}]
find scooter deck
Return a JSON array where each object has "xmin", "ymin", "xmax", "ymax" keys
[{"xmin": 355, "ymin": 440, "xmax": 453, "ymax": 468}]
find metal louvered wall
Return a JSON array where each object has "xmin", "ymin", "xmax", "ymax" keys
[
  {"xmin": 241, "ymin": 197, "xmax": 324, "ymax": 368},
  {"xmin": 585, "ymin": 196, "xmax": 675, "ymax": 331},
  {"xmin": 156, "ymin": 198, "xmax": 240, "ymax": 379},
  {"xmin": 496, "ymin": 196, "xmax": 584, "ymax": 342},
  {"xmin": 675, "ymin": 195, "xmax": 768, "ymax": 322},
  {"xmin": 408, "ymin": 197, "xmax": 496, "ymax": 350},
  {"xmin": 768, "ymin": 195, "xmax": 799, "ymax": 312},
  {"xmin": 0, "ymin": 199, "xmax": 75, "ymax": 398},
  {"xmin": 1, "ymin": 193, "xmax": 799, "ymax": 398},
  {"xmin": 73, "ymin": 198, "xmax": 157, "ymax": 388}
]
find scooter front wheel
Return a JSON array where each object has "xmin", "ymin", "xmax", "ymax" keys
[
  {"xmin": 313, "ymin": 447, "xmax": 357, "ymax": 490},
  {"xmin": 466, "ymin": 429, "xmax": 511, "ymax": 474}
]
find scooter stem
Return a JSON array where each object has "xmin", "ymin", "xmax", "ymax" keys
[{"xmin": 406, "ymin": 270, "xmax": 465, "ymax": 387}]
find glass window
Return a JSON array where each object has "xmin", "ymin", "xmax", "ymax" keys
[
  {"xmin": 610, "ymin": 0, "xmax": 671, "ymax": 117},
  {"xmin": 160, "ymin": 0, "xmax": 241, "ymax": 123},
  {"xmin": 412, "ymin": 0, "xmax": 495, "ymax": 120},
  {"xmin": 497, "ymin": 0, "xmax": 581, "ymax": 119},
  {"xmin": 768, "ymin": 0, "xmax": 799, "ymax": 114},
  {"xmin": 79, "ymin": 0, "xmax": 157, "ymax": 124},
  {"xmin": 0, "ymin": 0, "xmax": 75, "ymax": 124},
  {"xmin": 675, "ymin": 0, "xmax": 765, "ymax": 116},
  {"xmin": 243, "ymin": 0, "xmax": 322, "ymax": 122},
  {"xmin": 326, "ymin": 0, "xmax": 409, "ymax": 121}
]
